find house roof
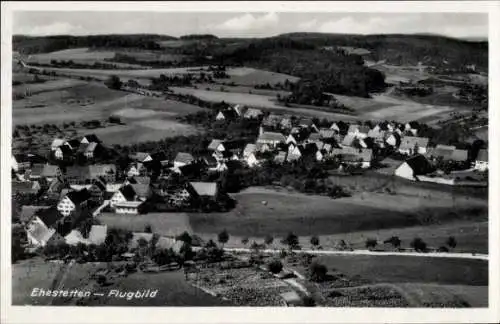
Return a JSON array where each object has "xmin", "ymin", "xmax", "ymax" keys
[
  {"xmin": 404, "ymin": 154, "xmax": 434, "ymax": 175},
  {"xmin": 66, "ymin": 189, "xmax": 91, "ymax": 205},
  {"xmin": 129, "ymin": 152, "xmax": 151, "ymax": 162},
  {"xmin": 202, "ymin": 155, "xmax": 218, "ymax": 167},
  {"xmin": 175, "ymin": 152, "xmax": 195, "ymax": 164},
  {"xmin": 244, "ymin": 108, "xmax": 263, "ymax": 118},
  {"xmin": 298, "ymin": 117, "xmax": 314, "ymax": 127},
  {"xmin": 347, "ymin": 125, "xmax": 360, "ymax": 133},
  {"xmin": 243, "ymin": 144, "xmax": 257, "ymax": 156},
  {"xmin": 258, "ymin": 132, "xmax": 286, "ymax": 143},
  {"xmin": 208, "ymin": 139, "xmax": 223, "ymax": 151},
  {"xmin": 450, "ymin": 149, "xmax": 469, "ymax": 162},
  {"xmin": 476, "ymin": 149, "xmax": 488, "ymax": 162},
  {"xmin": 128, "ymin": 176, "xmax": 151, "ymax": 185},
  {"xmin": 65, "ymin": 230, "xmax": 90, "ymax": 245},
  {"xmin": 342, "ymin": 149, "xmax": 373, "ymax": 162},
  {"xmin": 341, "ymin": 134, "xmax": 356, "ymax": 146},
  {"xmin": 37, "ymin": 206, "xmax": 63, "ymax": 228},
  {"xmin": 358, "ymin": 126, "xmax": 370, "ymax": 134},
  {"xmin": 28, "ymin": 220, "xmax": 56, "ymax": 244},
  {"xmin": 308, "ymin": 133, "xmax": 322, "ymax": 142},
  {"xmin": 85, "ymin": 142, "xmax": 98, "ymax": 153},
  {"xmin": 51, "ymin": 138, "xmax": 66, "ymax": 147},
  {"xmin": 319, "ymin": 128, "xmax": 336, "ymax": 139},
  {"xmin": 65, "ymin": 139, "xmax": 81, "ymax": 150},
  {"xmin": 77, "ymin": 143, "xmax": 89, "ymax": 154},
  {"xmin": 120, "ymin": 185, "xmax": 137, "ymax": 201},
  {"xmin": 88, "ymin": 225, "xmax": 107, "ymax": 245},
  {"xmin": 19, "ymin": 206, "xmax": 50, "ymax": 223},
  {"xmin": 262, "ymin": 114, "xmax": 282, "ymax": 127},
  {"xmin": 114, "ymin": 201, "xmax": 144, "ymax": 208},
  {"xmin": 436, "ymin": 144, "xmax": 456, "ymax": 151},
  {"xmin": 218, "ymin": 109, "xmax": 238, "ymax": 119},
  {"xmin": 12, "ymin": 181, "xmax": 39, "ymax": 194},
  {"xmin": 274, "ymin": 151, "xmax": 287, "ymax": 163},
  {"xmin": 59, "ymin": 145, "xmax": 73, "ymax": 156},
  {"xmin": 131, "ymin": 184, "xmax": 152, "ymax": 198},
  {"xmin": 13, "ymin": 153, "xmax": 31, "ymax": 163},
  {"xmin": 189, "ymin": 182, "xmax": 218, "ymax": 197},
  {"xmin": 65, "ymin": 165, "xmax": 91, "ymax": 180},
  {"xmin": 89, "ymin": 164, "xmax": 116, "ymax": 178},
  {"xmin": 82, "ymin": 134, "xmax": 101, "ymax": 143}
]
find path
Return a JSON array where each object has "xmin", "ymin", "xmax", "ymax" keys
[{"xmin": 222, "ymin": 247, "xmax": 488, "ymax": 261}]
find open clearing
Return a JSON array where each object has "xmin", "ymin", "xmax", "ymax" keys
[
  {"xmin": 315, "ymin": 254, "xmax": 488, "ymax": 286},
  {"xmin": 188, "ymin": 187, "xmax": 487, "ymax": 238},
  {"xmin": 13, "ymin": 78, "xmax": 88, "ymax": 97},
  {"xmin": 394, "ymin": 283, "xmax": 488, "ymax": 307},
  {"xmin": 98, "ymin": 212, "xmax": 193, "ymax": 237}
]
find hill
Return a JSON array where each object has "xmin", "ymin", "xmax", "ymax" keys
[
  {"xmin": 277, "ymin": 33, "xmax": 488, "ymax": 72},
  {"xmin": 13, "ymin": 34, "xmax": 178, "ymax": 55}
]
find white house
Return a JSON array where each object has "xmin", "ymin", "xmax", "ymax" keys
[
  {"xmin": 385, "ymin": 133, "xmax": 398, "ymax": 147},
  {"xmin": 330, "ymin": 123, "xmax": 340, "ymax": 132},
  {"xmin": 257, "ymin": 132, "xmax": 286, "ymax": 148},
  {"xmin": 474, "ymin": 149, "xmax": 488, "ymax": 171},
  {"xmin": 174, "ymin": 152, "xmax": 195, "ymax": 169},
  {"xmin": 51, "ymin": 138, "xmax": 66, "ymax": 151},
  {"xmin": 395, "ymin": 155, "xmax": 434, "ymax": 180},
  {"xmin": 243, "ymin": 144, "xmax": 257, "ymax": 158},
  {"xmin": 26, "ymin": 217, "xmax": 56, "ymax": 247},
  {"xmin": 57, "ymin": 190, "xmax": 91, "ymax": 217},
  {"xmin": 246, "ymin": 153, "xmax": 260, "ymax": 168}
]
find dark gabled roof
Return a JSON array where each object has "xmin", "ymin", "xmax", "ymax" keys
[
  {"xmin": 120, "ymin": 184, "xmax": 137, "ymax": 201},
  {"xmin": 298, "ymin": 117, "xmax": 314, "ymax": 127},
  {"xmin": 476, "ymin": 149, "xmax": 488, "ymax": 162},
  {"xmin": 130, "ymin": 184, "xmax": 152, "ymax": 198},
  {"xmin": 65, "ymin": 166, "xmax": 91, "ymax": 179},
  {"xmin": 128, "ymin": 176, "xmax": 151, "ymax": 185},
  {"xmin": 405, "ymin": 154, "xmax": 434, "ymax": 175},
  {"xmin": 19, "ymin": 205, "xmax": 51, "ymax": 223},
  {"xmin": 150, "ymin": 151, "xmax": 167, "ymax": 162},
  {"xmin": 13, "ymin": 153, "xmax": 30, "ymax": 163},
  {"xmin": 218, "ymin": 109, "xmax": 238, "ymax": 119},
  {"xmin": 66, "ymin": 139, "xmax": 81, "ymax": 150},
  {"xmin": 12, "ymin": 181, "xmax": 39, "ymax": 194},
  {"xmin": 202, "ymin": 156, "xmax": 218, "ymax": 167},
  {"xmin": 66, "ymin": 189, "xmax": 91, "ymax": 205},
  {"xmin": 178, "ymin": 163, "xmax": 203, "ymax": 178},
  {"xmin": 59, "ymin": 145, "xmax": 73, "ymax": 156},
  {"xmin": 37, "ymin": 206, "xmax": 63, "ymax": 228},
  {"xmin": 82, "ymin": 134, "xmax": 101, "ymax": 143},
  {"xmin": 77, "ymin": 143, "xmax": 89, "ymax": 154},
  {"xmin": 223, "ymin": 139, "xmax": 246, "ymax": 151}
]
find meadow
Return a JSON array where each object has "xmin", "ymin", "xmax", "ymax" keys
[{"xmin": 188, "ymin": 187, "xmax": 487, "ymax": 239}]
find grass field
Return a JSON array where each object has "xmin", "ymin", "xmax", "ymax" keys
[
  {"xmin": 171, "ymin": 87, "xmax": 361, "ymax": 121},
  {"xmin": 314, "ymin": 255, "xmax": 488, "ymax": 286},
  {"xmin": 188, "ymin": 187, "xmax": 487, "ymax": 238},
  {"xmin": 225, "ymin": 67, "xmax": 300, "ymax": 86},
  {"xmin": 12, "ymin": 258, "xmax": 65, "ymax": 305},
  {"xmin": 13, "ymin": 78, "xmax": 88, "ymax": 97},
  {"xmin": 394, "ymin": 283, "xmax": 488, "ymax": 307},
  {"xmin": 98, "ymin": 212, "xmax": 193, "ymax": 237}
]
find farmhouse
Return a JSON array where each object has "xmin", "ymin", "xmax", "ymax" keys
[
  {"xmin": 398, "ymin": 136, "xmax": 429, "ymax": 155},
  {"xmin": 245, "ymin": 153, "xmax": 260, "ymax": 167},
  {"xmin": 54, "ymin": 144, "xmax": 73, "ymax": 160},
  {"xmin": 129, "ymin": 152, "xmax": 153, "ymax": 163},
  {"xmin": 339, "ymin": 149, "xmax": 373, "ymax": 168},
  {"xmin": 395, "ymin": 154, "xmax": 434, "ymax": 180},
  {"xmin": 65, "ymin": 164, "xmax": 117, "ymax": 185},
  {"xmin": 208, "ymin": 139, "xmax": 224, "ymax": 152},
  {"xmin": 474, "ymin": 149, "xmax": 488, "ymax": 171},
  {"xmin": 57, "ymin": 189, "xmax": 91, "ymax": 217},
  {"xmin": 114, "ymin": 201, "xmax": 145, "ymax": 215},
  {"xmin": 243, "ymin": 144, "xmax": 257, "ymax": 158},
  {"xmin": 257, "ymin": 132, "xmax": 286, "ymax": 147},
  {"xmin": 262, "ymin": 114, "xmax": 282, "ymax": 128},
  {"xmin": 319, "ymin": 128, "xmax": 336, "ymax": 139},
  {"xmin": 216, "ymin": 109, "xmax": 238, "ymax": 121}
]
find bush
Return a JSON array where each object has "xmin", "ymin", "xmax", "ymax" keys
[
  {"xmin": 264, "ymin": 234, "xmax": 274, "ymax": 246},
  {"xmin": 310, "ymin": 235, "xmax": 320, "ymax": 247},
  {"xmin": 308, "ymin": 262, "xmax": 328, "ymax": 282},
  {"xmin": 437, "ymin": 246, "xmax": 449, "ymax": 252},
  {"xmin": 384, "ymin": 236, "xmax": 401, "ymax": 249},
  {"xmin": 281, "ymin": 232, "xmax": 300, "ymax": 250},
  {"xmin": 410, "ymin": 237, "xmax": 427, "ymax": 252},
  {"xmin": 446, "ymin": 236, "xmax": 457, "ymax": 249},
  {"xmin": 365, "ymin": 238, "xmax": 378, "ymax": 249},
  {"xmin": 268, "ymin": 259, "xmax": 283, "ymax": 274}
]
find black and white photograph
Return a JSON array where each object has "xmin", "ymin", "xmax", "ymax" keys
[{"xmin": 1, "ymin": 1, "xmax": 498, "ymax": 323}]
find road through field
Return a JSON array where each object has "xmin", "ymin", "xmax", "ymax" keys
[{"xmin": 221, "ymin": 247, "xmax": 488, "ymax": 261}]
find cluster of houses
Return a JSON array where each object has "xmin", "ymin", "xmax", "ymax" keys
[
  {"xmin": 213, "ymin": 105, "xmax": 488, "ymax": 175},
  {"xmin": 12, "ymin": 106, "xmax": 489, "ymax": 248},
  {"xmin": 49, "ymin": 134, "xmax": 105, "ymax": 162}
]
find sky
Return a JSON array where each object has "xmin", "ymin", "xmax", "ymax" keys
[{"xmin": 13, "ymin": 12, "xmax": 488, "ymax": 40}]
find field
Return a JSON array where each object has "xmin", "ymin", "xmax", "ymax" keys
[
  {"xmin": 24, "ymin": 47, "xmax": 147, "ymax": 68},
  {"xmin": 314, "ymin": 255, "xmax": 488, "ymax": 286},
  {"xmin": 98, "ymin": 212, "xmax": 193, "ymax": 237},
  {"xmin": 394, "ymin": 283, "xmax": 488, "ymax": 307},
  {"xmin": 13, "ymin": 81, "xmax": 201, "ymax": 146},
  {"xmin": 224, "ymin": 67, "xmax": 300, "ymax": 86},
  {"xmin": 188, "ymin": 186, "xmax": 487, "ymax": 238},
  {"xmin": 13, "ymin": 78, "xmax": 88, "ymax": 97},
  {"xmin": 171, "ymin": 87, "xmax": 361, "ymax": 121}
]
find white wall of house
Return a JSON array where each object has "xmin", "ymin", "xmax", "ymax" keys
[
  {"xmin": 246, "ymin": 154, "xmax": 260, "ymax": 167},
  {"xmin": 57, "ymin": 196, "xmax": 76, "ymax": 217},
  {"xmin": 474, "ymin": 160, "xmax": 488, "ymax": 171},
  {"xmin": 110, "ymin": 191, "xmax": 127, "ymax": 207},
  {"xmin": 394, "ymin": 162, "xmax": 415, "ymax": 180},
  {"xmin": 55, "ymin": 148, "xmax": 64, "ymax": 160},
  {"xmin": 115, "ymin": 206, "xmax": 139, "ymax": 214}
]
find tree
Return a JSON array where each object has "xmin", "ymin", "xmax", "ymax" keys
[
  {"xmin": 241, "ymin": 237, "xmax": 249, "ymax": 246},
  {"xmin": 308, "ymin": 262, "xmax": 328, "ymax": 282},
  {"xmin": 179, "ymin": 242, "xmax": 194, "ymax": 263},
  {"xmin": 365, "ymin": 238, "xmax": 378, "ymax": 249},
  {"xmin": 176, "ymin": 231, "xmax": 193, "ymax": 245},
  {"xmin": 105, "ymin": 75, "xmax": 122, "ymax": 90},
  {"xmin": 384, "ymin": 236, "xmax": 401, "ymax": 249},
  {"xmin": 144, "ymin": 224, "xmax": 153, "ymax": 233},
  {"xmin": 268, "ymin": 259, "xmax": 283, "ymax": 274},
  {"xmin": 217, "ymin": 229, "xmax": 229, "ymax": 247},
  {"xmin": 281, "ymin": 232, "xmax": 300, "ymax": 250},
  {"xmin": 446, "ymin": 236, "xmax": 457, "ymax": 249},
  {"xmin": 310, "ymin": 235, "xmax": 320, "ymax": 248},
  {"xmin": 410, "ymin": 237, "xmax": 427, "ymax": 252},
  {"xmin": 264, "ymin": 234, "xmax": 274, "ymax": 246}
]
